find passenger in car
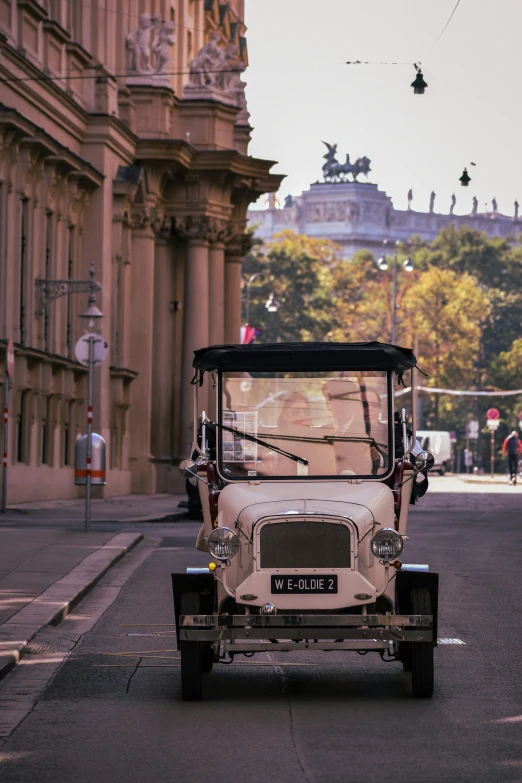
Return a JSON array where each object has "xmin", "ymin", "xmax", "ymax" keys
[
  {"xmin": 321, "ymin": 380, "xmax": 374, "ymax": 475},
  {"xmin": 261, "ymin": 392, "xmax": 336, "ymax": 476}
]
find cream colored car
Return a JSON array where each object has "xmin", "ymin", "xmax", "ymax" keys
[{"xmin": 173, "ymin": 342, "xmax": 437, "ymax": 700}]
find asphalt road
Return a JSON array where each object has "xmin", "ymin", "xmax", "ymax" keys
[{"xmin": 1, "ymin": 502, "xmax": 521, "ymax": 783}]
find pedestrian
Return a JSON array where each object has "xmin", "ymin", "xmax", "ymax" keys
[{"xmin": 502, "ymin": 430, "xmax": 522, "ymax": 485}]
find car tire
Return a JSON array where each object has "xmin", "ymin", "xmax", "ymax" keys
[
  {"xmin": 180, "ymin": 592, "xmax": 204, "ymax": 701},
  {"xmin": 410, "ymin": 587, "xmax": 434, "ymax": 698},
  {"xmin": 438, "ymin": 463, "xmax": 446, "ymax": 476},
  {"xmin": 400, "ymin": 644, "xmax": 413, "ymax": 672}
]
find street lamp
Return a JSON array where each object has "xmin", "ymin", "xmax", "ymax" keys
[
  {"xmin": 265, "ymin": 293, "xmax": 280, "ymax": 313},
  {"xmin": 79, "ymin": 274, "xmax": 104, "ymax": 533},
  {"xmin": 377, "ymin": 240, "xmax": 414, "ymax": 344},
  {"xmin": 411, "ymin": 64, "xmax": 428, "ymax": 94},
  {"xmin": 243, "ymin": 272, "xmax": 264, "ymax": 325}
]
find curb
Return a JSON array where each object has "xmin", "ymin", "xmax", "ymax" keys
[
  {"xmin": 0, "ymin": 510, "xmax": 188, "ymax": 525},
  {"xmin": 0, "ymin": 532, "xmax": 143, "ymax": 682}
]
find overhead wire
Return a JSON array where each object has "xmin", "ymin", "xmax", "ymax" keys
[
  {"xmin": 0, "ymin": 66, "xmax": 245, "ymax": 84},
  {"xmin": 345, "ymin": 0, "xmax": 464, "ymax": 67}
]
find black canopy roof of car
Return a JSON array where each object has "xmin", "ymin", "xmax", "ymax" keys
[{"xmin": 193, "ymin": 342, "xmax": 417, "ymax": 374}]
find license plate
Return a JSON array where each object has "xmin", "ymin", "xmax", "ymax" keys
[{"xmin": 271, "ymin": 575, "xmax": 338, "ymax": 594}]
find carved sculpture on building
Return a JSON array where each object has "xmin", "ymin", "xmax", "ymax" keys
[
  {"xmin": 184, "ymin": 35, "xmax": 249, "ymax": 117},
  {"xmin": 471, "ymin": 195, "xmax": 478, "ymax": 215},
  {"xmin": 515, "ymin": 199, "xmax": 519, "ymax": 220},
  {"xmin": 152, "ymin": 21, "xmax": 176, "ymax": 73},
  {"xmin": 429, "ymin": 190, "xmax": 436, "ymax": 213},
  {"xmin": 492, "ymin": 196, "xmax": 498, "ymax": 215},
  {"xmin": 126, "ymin": 14, "xmax": 175, "ymax": 79},
  {"xmin": 321, "ymin": 142, "xmax": 371, "ymax": 183}
]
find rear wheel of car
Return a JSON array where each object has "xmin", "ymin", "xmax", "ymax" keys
[
  {"xmin": 410, "ymin": 587, "xmax": 434, "ymax": 698},
  {"xmin": 438, "ymin": 463, "xmax": 446, "ymax": 476},
  {"xmin": 180, "ymin": 592, "xmax": 203, "ymax": 701}
]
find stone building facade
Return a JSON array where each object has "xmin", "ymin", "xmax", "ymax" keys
[
  {"xmin": 248, "ymin": 168, "xmax": 519, "ymax": 258},
  {"xmin": 0, "ymin": 0, "xmax": 281, "ymax": 502}
]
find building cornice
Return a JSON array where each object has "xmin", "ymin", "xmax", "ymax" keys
[
  {"xmin": 84, "ymin": 115, "xmax": 138, "ymax": 164},
  {"xmin": 0, "ymin": 104, "xmax": 104, "ymax": 187}
]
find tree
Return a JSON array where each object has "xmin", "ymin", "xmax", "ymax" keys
[{"xmin": 242, "ymin": 231, "xmax": 341, "ymax": 343}]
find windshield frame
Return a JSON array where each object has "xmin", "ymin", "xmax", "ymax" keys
[{"xmin": 215, "ymin": 369, "xmax": 396, "ymax": 482}]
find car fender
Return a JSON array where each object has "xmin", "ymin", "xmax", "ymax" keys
[{"xmin": 395, "ymin": 569, "xmax": 439, "ymax": 646}]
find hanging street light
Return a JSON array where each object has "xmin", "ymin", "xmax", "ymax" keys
[
  {"xmin": 459, "ymin": 168, "xmax": 471, "ymax": 187},
  {"xmin": 411, "ymin": 63, "xmax": 427, "ymax": 95}
]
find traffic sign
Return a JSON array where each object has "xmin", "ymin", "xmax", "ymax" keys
[
  {"xmin": 486, "ymin": 419, "xmax": 500, "ymax": 431},
  {"xmin": 519, "ymin": 411, "xmax": 522, "ymax": 421},
  {"xmin": 6, "ymin": 338, "xmax": 15, "ymax": 381},
  {"xmin": 466, "ymin": 420, "xmax": 479, "ymax": 439},
  {"xmin": 486, "ymin": 408, "xmax": 500, "ymax": 420},
  {"xmin": 74, "ymin": 334, "xmax": 109, "ymax": 367}
]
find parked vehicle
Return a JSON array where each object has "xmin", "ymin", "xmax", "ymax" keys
[
  {"xmin": 173, "ymin": 341, "xmax": 437, "ymax": 701},
  {"xmin": 416, "ymin": 431, "xmax": 452, "ymax": 475}
]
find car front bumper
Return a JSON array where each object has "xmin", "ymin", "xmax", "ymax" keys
[{"xmin": 179, "ymin": 613, "xmax": 434, "ymax": 651}]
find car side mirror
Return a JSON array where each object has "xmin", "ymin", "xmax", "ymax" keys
[
  {"xmin": 413, "ymin": 451, "xmax": 435, "ymax": 471},
  {"xmin": 179, "ymin": 459, "xmax": 198, "ymax": 485}
]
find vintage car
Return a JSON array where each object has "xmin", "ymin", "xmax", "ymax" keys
[{"xmin": 173, "ymin": 341, "xmax": 437, "ymax": 701}]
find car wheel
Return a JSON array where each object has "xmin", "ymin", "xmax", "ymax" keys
[
  {"xmin": 438, "ymin": 463, "xmax": 446, "ymax": 476},
  {"xmin": 180, "ymin": 592, "xmax": 203, "ymax": 701},
  {"xmin": 400, "ymin": 643, "xmax": 413, "ymax": 672},
  {"xmin": 201, "ymin": 643, "xmax": 214, "ymax": 674},
  {"xmin": 410, "ymin": 587, "xmax": 434, "ymax": 698}
]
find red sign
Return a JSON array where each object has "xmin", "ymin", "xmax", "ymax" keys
[
  {"xmin": 519, "ymin": 412, "xmax": 522, "ymax": 421},
  {"xmin": 487, "ymin": 408, "xmax": 500, "ymax": 420}
]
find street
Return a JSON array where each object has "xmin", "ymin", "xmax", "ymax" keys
[{"xmin": 0, "ymin": 490, "xmax": 521, "ymax": 783}]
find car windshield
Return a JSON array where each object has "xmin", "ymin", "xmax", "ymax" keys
[{"xmin": 218, "ymin": 371, "xmax": 393, "ymax": 480}]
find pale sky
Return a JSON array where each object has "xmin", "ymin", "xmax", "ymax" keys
[{"xmin": 245, "ymin": 0, "xmax": 522, "ymax": 216}]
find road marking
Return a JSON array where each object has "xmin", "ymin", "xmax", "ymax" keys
[{"xmin": 438, "ymin": 638, "xmax": 466, "ymax": 644}]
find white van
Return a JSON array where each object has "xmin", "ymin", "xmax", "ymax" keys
[{"xmin": 416, "ymin": 431, "xmax": 452, "ymax": 475}]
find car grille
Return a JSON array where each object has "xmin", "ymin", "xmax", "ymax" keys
[{"xmin": 259, "ymin": 520, "xmax": 351, "ymax": 569}]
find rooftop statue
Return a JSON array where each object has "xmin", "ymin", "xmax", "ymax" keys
[{"xmin": 321, "ymin": 142, "xmax": 371, "ymax": 183}]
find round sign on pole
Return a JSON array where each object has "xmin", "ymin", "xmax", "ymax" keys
[
  {"xmin": 74, "ymin": 334, "xmax": 109, "ymax": 367},
  {"xmin": 518, "ymin": 412, "xmax": 522, "ymax": 421},
  {"xmin": 486, "ymin": 408, "xmax": 500, "ymax": 420}
]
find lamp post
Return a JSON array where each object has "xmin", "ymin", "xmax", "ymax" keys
[
  {"xmin": 243, "ymin": 272, "xmax": 264, "ymax": 325},
  {"xmin": 78, "ymin": 287, "xmax": 103, "ymax": 533},
  {"xmin": 377, "ymin": 240, "xmax": 414, "ymax": 344}
]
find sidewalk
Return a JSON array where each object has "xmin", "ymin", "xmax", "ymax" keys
[
  {"xmin": 0, "ymin": 492, "xmax": 188, "ymax": 681},
  {"xmin": 0, "ymin": 492, "xmax": 187, "ymax": 527}
]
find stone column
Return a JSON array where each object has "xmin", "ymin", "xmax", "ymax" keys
[
  {"xmin": 208, "ymin": 229, "xmax": 226, "ymax": 421},
  {"xmin": 128, "ymin": 206, "xmax": 157, "ymax": 493},
  {"xmin": 177, "ymin": 217, "xmax": 211, "ymax": 457},
  {"xmin": 225, "ymin": 235, "xmax": 250, "ymax": 344},
  {"xmin": 150, "ymin": 212, "xmax": 176, "ymax": 491}
]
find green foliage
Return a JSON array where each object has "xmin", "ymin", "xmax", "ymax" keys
[{"xmin": 242, "ymin": 226, "xmax": 522, "ymax": 447}]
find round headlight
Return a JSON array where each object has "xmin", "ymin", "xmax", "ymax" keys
[
  {"xmin": 207, "ymin": 527, "xmax": 239, "ymax": 561},
  {"xmin": 371, "ymin": 528, "xmax": 404, "ymax": 560}
]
